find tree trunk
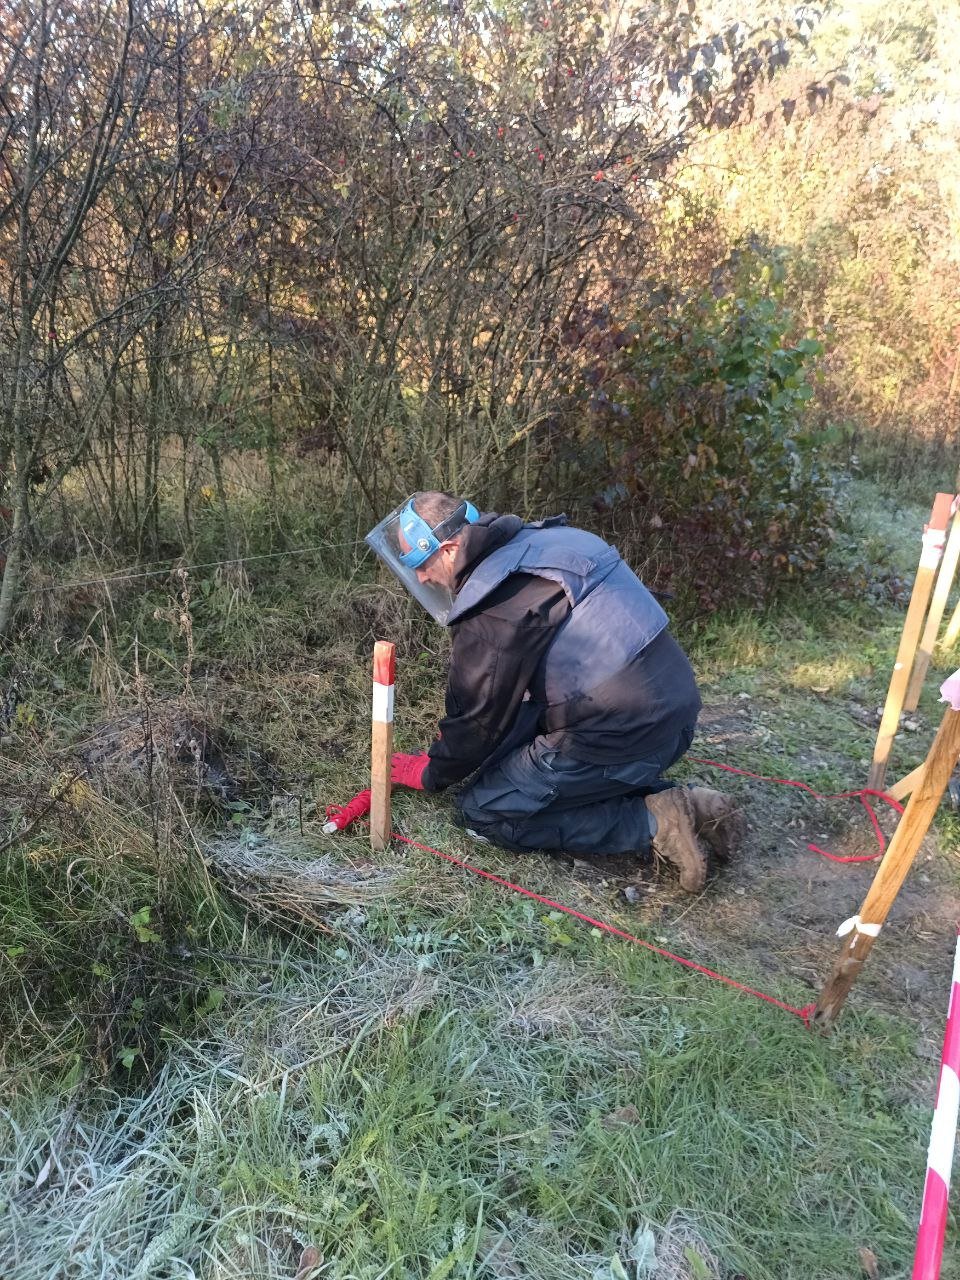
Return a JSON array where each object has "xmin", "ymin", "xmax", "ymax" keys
[
  {"xmin": 0, "ymin": 379, "xmax": 34, "ymax": 637},
  {"xmin": 208, "ymin": 441, "xmax": 239, "ymax": 564}
]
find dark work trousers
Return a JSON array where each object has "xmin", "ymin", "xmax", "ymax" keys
[{"xmin": 456, "ymin": 721, "xmax": 696, "ymax": 856}]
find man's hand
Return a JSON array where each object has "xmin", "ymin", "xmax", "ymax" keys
[{"xmin": 390, "ymin": 752, "xmax": 430, "ymax": 790}]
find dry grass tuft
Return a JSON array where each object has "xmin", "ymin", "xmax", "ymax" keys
[
  {"xmin": 206, "ymin": 831, "xmax": 404, "ymax": 931},
  {"xmin": 652, "ymin": 1212, "xmax": 724, "ymax": 1279},
  {"xmin": 499, "ymin": 958, "xmax": 625, "ymax": 1039}
]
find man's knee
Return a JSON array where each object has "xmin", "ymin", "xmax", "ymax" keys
[
  {"xmin": 454, "ymin": 803, "xmax": 565, "ymax": 854},
  {"xmin": 454, "ymin": 769, "xmax": 563, "ymax": 853},
  {"xmin": 456, "ymin": 780, "xmax": 515, "ymax": 827}
]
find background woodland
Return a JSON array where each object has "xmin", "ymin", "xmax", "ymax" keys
[{"xmin": 1, "ymin": 0, "xmax": 957, "ymax": 628}]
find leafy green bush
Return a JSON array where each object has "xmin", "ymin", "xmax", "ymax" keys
[{"xmin": 568, "ymin": 246, "xmax": 837, "ymax": 612}]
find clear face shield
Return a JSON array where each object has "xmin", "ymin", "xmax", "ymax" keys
[{"xmin": 365, "ymin": 496, "xmax": 479, "ymax": 625}]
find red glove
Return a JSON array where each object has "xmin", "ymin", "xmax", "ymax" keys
[{"xmin": 390, "ymin": 752, "xmax": 430, "ymax": 790}]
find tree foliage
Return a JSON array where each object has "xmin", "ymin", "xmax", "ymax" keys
[
  {"xmin": 685, "ymin": 0, "xmax": 960, "ymax": 461},
  {"xmin": 569, "ymin": 245, "xmax": 831, "ymax": 608},
  {"xmin": 2, "ymin": 0, "xmax": 949, "ymax": 632}
]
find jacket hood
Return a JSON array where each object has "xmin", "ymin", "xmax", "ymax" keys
[{"xmin": 452, "ymin": 513, "xmax": 524, "ymax": 593}]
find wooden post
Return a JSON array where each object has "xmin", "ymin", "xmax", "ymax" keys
[
  {"xmin": 904, "ymin": 500, "xmax": 960, "ymax": 713},
  {"xmin": 941, "ymin": 469, "xmax": 960, "ymax": 652},
  {"xmin": 886, "ymin": 749, "xmax": 960, "ymax": 803},
  {"xmin": 868, "ymin": 493, "xmax": 953, "ymax": 792},
  {"xmin": 885, "ymin": 762, "xmax": 926, "ymax": 803},
  {"xmin": 370, "ymin": 640, "xmax": 395, "ymax": 851},
  {"xmin": 942, "ymin": 595, "xmax": 960, "ymax": 653},
  {"xmin": 815, "ymin": 698, "xmax": 960, "ymax": 1028}
]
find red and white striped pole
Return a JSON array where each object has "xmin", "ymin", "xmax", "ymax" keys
[
  {"xmin": 369, "ymin": 640, "xmax": 396, "ymax": 851},
  {"xmin": 321, "ymin": 641, "xmax": 395, "ymax": 838},
  {"xmin": 913, "ymin": 926, "xmax": 960, "ymax": 1279}
]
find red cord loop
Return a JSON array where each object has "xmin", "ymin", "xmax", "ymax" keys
[
  {"xmin": 687, "ymin": 757, "xmax": 903, "ymax": 863},
  {"xmin": 325, "ymin": 789, "xmax": 371, "ymax": 830}
]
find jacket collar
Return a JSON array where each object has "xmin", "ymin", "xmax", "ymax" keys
[{"xmin": 451, "ymin": 513, "xmax": 523, "ymax": 593}]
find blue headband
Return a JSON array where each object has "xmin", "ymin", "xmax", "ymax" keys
[{"xmin": 397, "ymin": 498, "xmax": 479, "ymax": 568}]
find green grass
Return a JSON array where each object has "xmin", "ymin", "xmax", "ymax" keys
[
  {"xmin": 1, "ymin": 475, "xmax": 959, "ymax": 1279},
  {"xmin": 0, "ymin": 922, "xmax": 935, "ymax": 1279}
]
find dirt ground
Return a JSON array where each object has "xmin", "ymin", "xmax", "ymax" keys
[
  {"xmin": 541, "ymin": 695, "xmax": 960, "ymax": 1063},
  {"xmin": 189, "ymin": 676, "xmax": 960, "ymax": 1057}
]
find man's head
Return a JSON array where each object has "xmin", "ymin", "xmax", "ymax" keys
[
  {"xmin": 365, "ymin": 491, "xmax": 481, "ymax": 625},
  {"xmin": 396, "ymin": 491, "xmax": 479, "ymax": 591}
]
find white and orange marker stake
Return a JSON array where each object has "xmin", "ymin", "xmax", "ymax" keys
[
  {"xmin": 904, "ymin": 496, "xmax": 960, "ymax": 715},
  {"xmin": 912, "ymin": 926, "xmax": 960, "ymax": 1279},
  {"xmin": 369, "ymin": 640, "xmax": 396, "ymax": 851},
  {"xmin": 869, "ymin": 492, "xmax": 954, "ymax": 792},
  {"xmin": 816, "ymin": 671, "xmax": 960, "ymax": 1028}
]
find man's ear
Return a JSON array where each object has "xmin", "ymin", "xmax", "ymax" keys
[{"xmin": 439, "ymin": 539, "xmax": 461, "ymax": 574}]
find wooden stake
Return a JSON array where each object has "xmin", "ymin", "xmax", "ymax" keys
[
  {"xmin": 815, "ymin": 700, "xmax": 960, "ymax": 1028},
  {"xmin": 886, "ymin": 747, "xmax": 960, "ymax": 803},
  {"xmin": 941, "ymin": 469, "xmax": 960, "ymax": 651},
  {"xmin": 868, "ymin": 493, "xmax": 953, "ymax": 791},
  {"xmin": 942, "ymin": 594, "xmax": 960, "ymax": 653},
  {"xmin": 370, "ymin": 640, "xmax": 395, "ymax": 851},
  {"xmin": 904, "ymin": 500, "xmax": 960, "ymax": 713},
  {"xmin": 885, "ymin": 762, "xmax": 925, "ymax": 803}
]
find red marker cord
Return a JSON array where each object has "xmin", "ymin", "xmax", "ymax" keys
[{"xmin": 321, "ymin": 762, "xmax": 903, "ymax": 1027}]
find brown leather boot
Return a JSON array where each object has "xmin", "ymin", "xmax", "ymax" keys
[
  {"xmin": 645, "ymin": 788, "xmax": 708, "ymax": 893},
  {"xmin": 686, "ymin": 787, "xmax": 746, "ymax": 863}
]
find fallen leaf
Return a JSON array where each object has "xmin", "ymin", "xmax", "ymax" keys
[
  {"xmin": 295, "ymin": 1246, "xmax": 323, "ymax": 1280},
  {"xmin": 33, "ymin": 1151, "xmax": 55, "ymax": 1189},
  {"xmin": 627, "ymin": 1226, "xmax": 658, "ymax": 1275},
  {"xmin": 858, "ymin": 1246, "xmax": 879, "ymax": 1279},
  {"xmin": 684, "ymin": 1245, "xmax": 712, "ymax": 1280},
  {"xmin": 602, "ymin": 1104, "xmax": 640, "ymax": 1128},
  {"xmin": 479, "ymin": 1233, "xmax": 522, "ymax": 1279}
]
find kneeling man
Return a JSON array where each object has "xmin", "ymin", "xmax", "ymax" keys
[{"xmin": 367, "ymin": 492, "xmax": 743, "ymax": 891}]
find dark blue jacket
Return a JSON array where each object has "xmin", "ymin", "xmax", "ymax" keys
[
  {"xmin": 447, "ymin": 519, "xmax": 669, "ymax": 705},
  {"xmin": 423, "ymin": 514, "xmax": 701, "ymax": 791}
]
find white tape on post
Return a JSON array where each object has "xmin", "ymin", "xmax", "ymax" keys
[
  {"xmin": 940, "ymin": 671, "xmax": 960, "ymax": 711},
  {"xmin": 836, "ymin": 914, "xmax": 883, "ymax": 939},
  {"xmin": 921, "ymin": 528, "xmax": 948, "ymax": 570},
  {"xmin": 372, "ymin": 681, "xmax": 395, "ymax": 723}
]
